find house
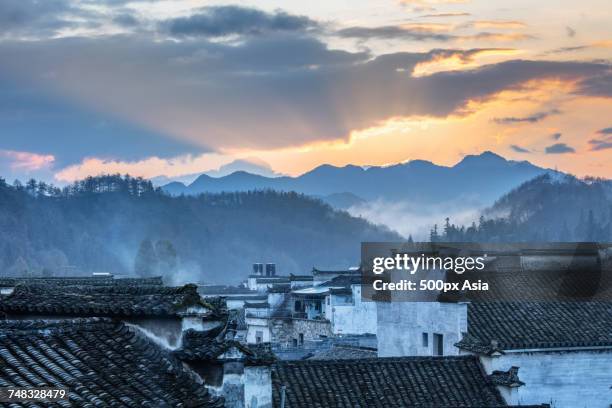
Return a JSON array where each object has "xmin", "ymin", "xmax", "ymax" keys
[
  {"xmin": 271, "ymin": 356, "xmax": 550, "ymax": 407},
  {"xmin": 198, "ymin": 284, "xmax": 267, "ymax": 310},
  {"xmin": 244, "ymin": 267, "xmax": 375, "ymax": 351},
  {"xmin": 0, "ymin": 276, "xmax": 276, "ymax": 408},
  {"xmin": 0, "ymin": 317, "xmax": 224, "ymax": 407},
  {"xmin": 376, "ymin": 247, "xmax": 612, "ymax": 408}
]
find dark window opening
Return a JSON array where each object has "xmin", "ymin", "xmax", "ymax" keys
[
  {"xmin": 434, "ymin": 333, "xmax": 443, "ymax": 356},
  {"xmin": 422, "ymin": 332, "xmax": 428, "ymax": 347}
]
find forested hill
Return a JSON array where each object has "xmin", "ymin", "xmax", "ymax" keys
[
  {"xmin": 0, "ymin": 175, "xmax": 400, "ymax": 284},
  {"xmin": 432, "ymin": 174, "xmax": 612, "ymax": 242}
]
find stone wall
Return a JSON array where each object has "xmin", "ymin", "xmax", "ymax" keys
[{"xmin": 269, "ymin": 318, "xmax": 332, "ymax": 347}]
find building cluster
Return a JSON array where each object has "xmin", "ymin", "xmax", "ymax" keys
[
  {"xmin": 0, "ymin": 275, "xmax": 273, "ymax": 407},
  {"xmin": 1, "ymin": 246, "xmax": 611, "ymax": 407}
]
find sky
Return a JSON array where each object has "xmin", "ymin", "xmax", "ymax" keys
[{"xmin": 0, "ymin": 0, "xmax": 611, "ymax": 184}]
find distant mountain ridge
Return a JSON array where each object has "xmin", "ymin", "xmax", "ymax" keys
[
  {"xmin": 162, "ymin": 151, "xmax": 555, "ymax": 207},
  {"xmin": 435, "ymin": 173, "xmax": 612, "ymax": 242},
  {"xmin": 0, "ymin": 177, "xmax": 400, "ymax": 284}
]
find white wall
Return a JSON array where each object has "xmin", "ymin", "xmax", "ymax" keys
[
  {"xmin": 246, "ymin": 317, "xmax": 270, "ymax": 344},
  {"xmin": 329, "ymin": 286, "xmax": 377, "ymax": 335},
  {"xmin": 244, "ymin": 366, "xmax": 272, "ymax": 408},
  {"xmin": 481, "ymin": 350, "xmax": 612, "ymax": 408},
  {"xmin": 376, "ymin": 301, "xmax": 467, "ymax": 357}
]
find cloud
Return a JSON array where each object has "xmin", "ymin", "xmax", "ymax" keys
[
  {"xmin": 510, "ymin": 144, "xmax": 530, "ymax": 153},
  {"xmin": 0, "ymin": 33, "xmax": 610, "ymax": 166},
  {"xmin": 336, "ymin": 25, "xmax": 454, "ymax": 41},
  {"xmin": 412, "ymin": 47, "xmax": 517, "ymax": 76},
  {"xmin": 566, "ymin": 26, "xmax": 576, "ymax": 38},
  {"xmin": 551, "ymin": 132, "xmax": 562, "ymax": 140},
  {"xmin": 588, "ymin": 139, "xmax": 612, "ymax": 151},
  {"xmin": 0, "ymin": 0, "xmax": 76, "ymax": 37},
  {"xmin": 576, "ymin": 72, "xmax": 612, "ymax": 97},
  {"xmin": 54, "ymin": 152, "xmax": 232, "ymax": 182},
  {"xmin": 493, "ymin": 108, "xmax": 561, "ymax": 124},
  {"xmin": 205, "ymin": 158, "xmax": 281, "ymax": 178},
  {"xmin": 597, "ymin": 127, "xmax": 612, "ymax": 135},
  {"xmin": 545, "ymin": 40, "xmax": 612, "ymax": 55},
  {"xmin": 162, "ymin": 6, "xmax": 319, "ymax": 38},
  {"xmin": 588, "ymin": 127, "xmax": 612, "ymax": 151},
  {"xmin": 421, "ymin": 12, "xmax": 471, "ymax": 18},
  {"xmin": 463, "ymin": 20, "xmax": 527, "ymax": 30},
  {"xmin": 0, "ymin": 150, "xmax": 55, "ymax": 171},
  {"xmin": 336, "ymin": 25, "xmax": 533, "ymax": 42},
  {"xmin": 545, "ymin": 143, "xmax": 575, "ymax": 154},
  {"xmin": 399, "ymin": 0, "xmax": 469, "ymax": 4}
]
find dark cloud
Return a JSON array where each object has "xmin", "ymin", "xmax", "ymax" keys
[
  {"xmin": 510, "ymin": 144, "xmax": 530, "ymax": 153},
  {"xmin": 551, "ymin": 132, "xmax": 562, "ymax": 140},
  {"xmin": 589, "ymin": 139, "xmax": 612, "ymax": 151},
  {"xmin": 566, "ymin": 26, "xmax": 576, "ymax": 38},
  {"xmin": 588, "ymin": 127, "xmax": 612, "ymax": 151},
  {"xmin": 0, "ymin": 33, "xmax": 609, "ymax": 162},
  {"xmin": 493, "ymin": 109, "xmax": 561, "ymax": 124},
  {"xmin": 597, "ymin": 127, "xmax": 612, "ymax": 134},
  {"xmin": 545, "ymin": 45, "xmax": 589, "ymax": 55},
  {"xmin": 576, "ymin": 73, "xmax": 612, "ymax": 97},
  {"xmin": 162, "ymin": 6, "xmax": 319, "ymax": 38},
  {"xmin": 0, "ymin": 0, "xmax": 76, "ymax": 36},
  {"xmin": 336, "ymin": 25, "xmax": 533, "ymax": 42},
  {"xmin": 545, "ymin": 143, "xmax": 575, "ymax": 154},
  {"xmin": 112, "ymin": 13, "xmax": 140, "ymax": 27},
  {"xmin": 336, "ymin": 25, "xmax": 453, "ymax": 41}
]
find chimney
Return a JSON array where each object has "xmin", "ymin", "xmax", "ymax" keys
[
  {"xmin": 266, "ymin": 263, "xmax": 276, "ymax": 277},
  {"xmin": 253, "ymin": 263, "xmax": 264, "ymax": 276}
]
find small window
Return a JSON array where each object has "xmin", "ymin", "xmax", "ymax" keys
[
  {"xmin": 422, "ymin": 332, "xmax": 428, "ymax": 347},
  {"xmin": 299, "ymin": 333, "xmax": 304, "ymax": 345},
  {"xmin": 292, "ymin": 338, "xmax": 298, "ymax": 347},
  {"xmin": 327, "ymin": 297, "xmax": 330, "ymax": 305},
  {"xmin": 434, "ymin": 333, "xmax": 443, "ymax": 356},
  {"xmin": 255, "ymin": 330, "xmax": 263, "ymax": 344}
]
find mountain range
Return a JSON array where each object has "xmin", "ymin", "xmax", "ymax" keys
[{"xmin": 162, "ymin": 151, "xmax": 553, "ymax": 207}]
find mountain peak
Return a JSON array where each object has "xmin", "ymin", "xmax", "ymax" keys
[{"xmin": 455, "ymin": 151, "xmax": 508, "ymax": 168}]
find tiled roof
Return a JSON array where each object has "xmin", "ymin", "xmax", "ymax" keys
[
  {"xmin": 486, "ymin": 367, "xmax": 525, "ymax": 388},
  {"xmin": 0, "ymin": 283, "xmax": 214, "ymax": 318},
  {"xmin": 305, "ymin": 345, "xmax": 377, "ymax": 360},
  {"xmin": 272, "ymin": 356, "xmax": 507, "ymax": 408},
  {"xmin": 244, "ymin": 301, "xmax": 270, "ymax": 309},
  {"xmin": 289, "ymin": 275, "xmax": 313, "ymax": 281},
  {"xmin": 174, "ymin": 329, "xmax": 275, "ymax": 365},
  {"xmin": 0, "ymin": 318, "xmax": 223, "ymax": 407},
  {"xmin": 197, "ymin": 285, "xmax": 255, "ymax": 295},
  {"xmin": 312, "ymin": 268, "xmax": 360, "ymax": 275},
  {"xmin": 229, "ymin": 308, "xmax": 247, "ymax": 331},
  {"xmin": 0, "ymin": 276, "xmax": 164, "ymax": 287},
  {"xmin": 318, "ymin": 274, "xmax": 362, "ymax": 288},
  {"xmin": 268, "ymin": 284, "xmax": 291, "ymax": 293},
  {"xmin": 457, "ymin": 301, "xmax": 612, "ymax": 352}
]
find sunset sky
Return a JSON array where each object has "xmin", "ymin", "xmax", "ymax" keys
[{"xmin": 1, "ymin": 0, "xmax": 611, "ymax": 183}]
